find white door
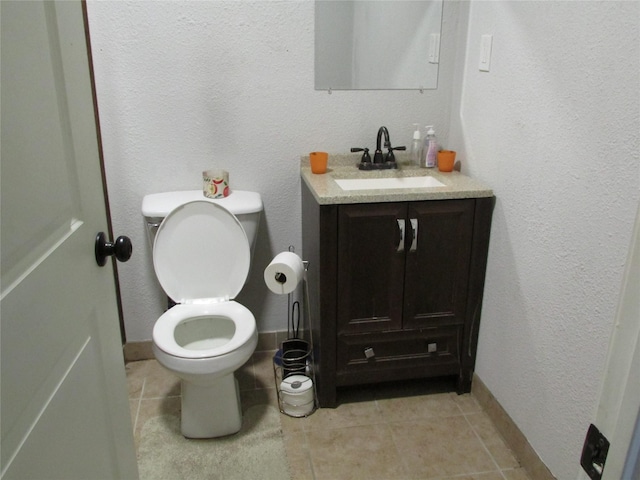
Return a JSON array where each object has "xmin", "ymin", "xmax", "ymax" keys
[
  {"xmin": 596, "ymin": 204, "xmax": 640, "ymax": 479},
  {"xmin": 1, "ymin": 1, "xmax": 138, "ymax": 478}
]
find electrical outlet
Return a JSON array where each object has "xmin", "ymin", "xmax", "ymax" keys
[{"xmin": 580, "ymin": 424, "xmax": 609, "ymax": 480}]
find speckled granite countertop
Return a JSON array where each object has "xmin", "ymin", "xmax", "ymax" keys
[{"xmin": 301, "ymin": 154, "xmax": 493, "ymax": 205}]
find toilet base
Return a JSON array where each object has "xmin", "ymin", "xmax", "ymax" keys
[{"xmin": 180, "ymin": 374, "xmax": 242, "ymax": 438}]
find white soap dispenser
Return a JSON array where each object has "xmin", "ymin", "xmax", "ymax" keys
[
  {"xmin": 423, "ymin": 125, "xmax": 438, "ymax": 168},
  {"xmin": 410, "ymin": 124, "xmax": 422, "ymax": 165}
]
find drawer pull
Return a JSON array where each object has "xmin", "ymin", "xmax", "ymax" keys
[
  {"xmin": 427, "ymin": 343, "xmax": 437, "ymax": 353},
  {"xmin": 364, "ymin": 347, "xmax": 375, "ymax": 359}
]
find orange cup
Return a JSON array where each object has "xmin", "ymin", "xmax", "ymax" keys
[
  {"xmin": 437, "ymin": 150, "xmax": 456, "ymax": 172},
  {"xmin": 310, "ymin": 151, "xmax": 328, "ymax": 174}
]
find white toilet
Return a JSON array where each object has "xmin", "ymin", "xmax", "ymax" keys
[{"xmin": 141, "ymin": 190, "xmax": 263, "ymax": 438}]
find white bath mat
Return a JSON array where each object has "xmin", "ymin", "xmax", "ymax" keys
[{"xmin": 137, "ymin": 404, "xmax": 291, "ymax": 480}]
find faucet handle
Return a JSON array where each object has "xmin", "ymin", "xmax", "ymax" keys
[
  {"xmin": 351, "ymin": 147, "xmax": 371, "ymax": 164},
  {"xmin": 385, "ymin": 145, "xmax": 406, "ymax": 164}
]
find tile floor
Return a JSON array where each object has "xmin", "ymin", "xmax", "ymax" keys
[{"xmin": 127, "ymin": 350, "xmax": 532, "ymax": 480}]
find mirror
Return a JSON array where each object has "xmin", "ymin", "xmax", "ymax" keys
[{"xmin": 315, "ymin": 0, "xmax": 443, "ymax": 91}]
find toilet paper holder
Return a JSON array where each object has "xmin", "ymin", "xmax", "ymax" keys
[
  {"xmin": 269, "ymin": 246, "xmax": 317, "ymax": 417},
  {"xmin": 264, "ymin": 247, "xmax": 307, "ymax": 295}
]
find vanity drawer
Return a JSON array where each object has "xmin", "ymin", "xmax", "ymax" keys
[{"xmin": 336, "ymin": 326, "xmax": 461, "ymax": 386}]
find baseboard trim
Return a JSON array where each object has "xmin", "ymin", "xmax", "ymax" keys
[
  {"xmin": 123, "ymin": 330, "xmax": 290, "ymax": 362},
  {"xmin": 472, "ymin": 373, "xmax": 556, "ymax": 480},
  {"xmin": 123, "ymin": 341, "xmax": 154, "ymax": 362}
]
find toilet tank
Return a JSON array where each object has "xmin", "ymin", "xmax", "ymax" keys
[{"xmin": 141, "ymin": 190, "xmax": 263, "ymax": 258}]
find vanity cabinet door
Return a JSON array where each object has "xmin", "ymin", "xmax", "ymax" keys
[
  {"xmin": 337, "ymin": 202, "xmax": 406, "ymax": 334},
  {"xmin": 337, "ymin": 200, "xmax": 474, "ymax": 334},
  {"xmin": 403, "ymin": 200, "xmax": 475, "ymax": 330}
]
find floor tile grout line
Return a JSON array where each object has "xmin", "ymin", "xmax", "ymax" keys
[
  {"xmin": 134, "ymin": 378, "xmax": 146, "ymax": 434},
  {"xmin": 376, "ymin": 396, "xmax": 413, "ymax": 478},
  {"xmin": 440, "ymin": 469, "xmax": 509, "ymax": 479},
  {"xmin": 300, "ymin": 427, "xmax": 317, "ymax": 480},
  {"xmin": 464, "ymin": 395, "xmax": 527, "ymax": 478},
  {"xmin": 139, "ymin": 394, "xmax": 182, "ymax": 400},
  {"xmin": 380, "ymin": 411, "xmax": 413, "ymax": 479},
  {"xmin": 462, "ymin": 412, "xmax": 510, "ymax": 479},
  {"xmin": 380, "ymin": 396, "xmax": 493, "ymax": 480}
]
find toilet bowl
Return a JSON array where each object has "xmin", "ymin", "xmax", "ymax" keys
[
  {"xmin": 145, "ymin": 195, "xmax": 262, "ymax": 438},
  {"xmin": 152, "ymin": 302, "xmax": 257, "ymax": 383}
]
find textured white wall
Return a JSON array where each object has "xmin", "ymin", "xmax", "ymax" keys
[
  {"xmin": 86, "ymin": 1, "xmax": 464, "ymax": 341},
  {"xmin": 449, "ymin": 2, "xmax": 640, "ymax": 478},
  {"xmin": 87, "ymin": 1, "xmax": 639, "ymax": 476}
]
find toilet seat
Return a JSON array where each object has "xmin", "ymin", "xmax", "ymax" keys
[
  {"xmin": 153, "ymin": 302, "xmax": 255, "ymax": 359},
  {"xmin": 153, "ymin": 200, "xmax": 250, "ymax": 304},
  {"xmin": 152, "ymin": 201, "xmax": 255, "ymax": 360}
]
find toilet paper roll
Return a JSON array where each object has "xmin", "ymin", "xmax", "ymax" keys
[{"xmin": 264, "ymin": 252, "xmax": 304, "ymax": 294}]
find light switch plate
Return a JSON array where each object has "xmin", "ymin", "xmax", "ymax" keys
[
  {"xmin": 428, "ymin": 33, "xmax": 440, "ymax": 64},
  {"xmin": 479, "ymin": 34, "xmax": 493, "ymax": 72}
]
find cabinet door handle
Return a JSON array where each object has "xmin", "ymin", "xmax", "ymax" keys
[
  {"xmin": 409, "ymin": 218, "xmax": 418, "ymax": 252},
  {"xmin": 396, "ymin": 219, "xmax": 405, "ymax": 252}
]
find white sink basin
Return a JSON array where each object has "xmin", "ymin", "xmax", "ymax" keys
[{"xmin": 334, "ymin": 176, "xmax": 445, "ymax": 191}]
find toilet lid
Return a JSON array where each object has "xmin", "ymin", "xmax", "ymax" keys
[{"xmin": 153, "ymin": 201, "xmax": 250, "ymax": 303}]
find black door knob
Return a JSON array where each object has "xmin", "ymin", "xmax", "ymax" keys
[{"xmin": 95, "ymin": 232, "xmax": 132, "ymax": 266}]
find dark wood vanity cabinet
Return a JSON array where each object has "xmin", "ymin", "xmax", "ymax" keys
[{"xmin": 302, "ymin": 181, "xmax": 494, "ymax": 408}]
